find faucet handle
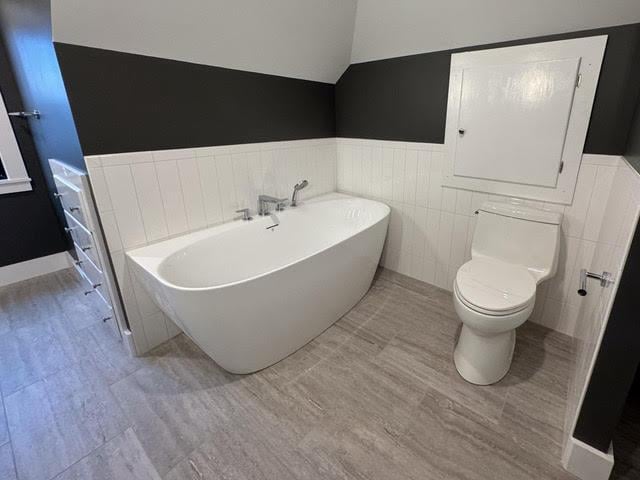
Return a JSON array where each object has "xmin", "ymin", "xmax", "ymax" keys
[
  {"xmin": 235, "ymin": 208, "xmax": 253, "ymax": 221},
  {"xmin": 276, "ymin": 199, "xmax": 288, "ymax": 211}
]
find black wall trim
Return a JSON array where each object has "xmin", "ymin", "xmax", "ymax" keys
[
  {"xmin": 55, "ymin": 43, "xmax": 336, "ymax": 155},
  {"xmin": 573, "ymin": 220, "xmax": 640, "ymax": 451},
  {"xmin": 336, "ymin": 23, "xmax": 640, "ymax": 155}
]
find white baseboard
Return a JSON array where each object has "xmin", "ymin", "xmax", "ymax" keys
[
  {"xmin": 562, "ymin": 437, "xmax": 614, "ymax": 480},
  {"xmin": 0, "ymin": 252, "xmax": 73, "ymax": 288},
  {"xmin": 581, "ymin": 153, "xmax": 622, "ymax": 166}
]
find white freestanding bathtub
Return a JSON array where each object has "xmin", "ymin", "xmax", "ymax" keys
[{"xmin": 126, "ymin": 193, "xmax": 390, "ymax": 373}]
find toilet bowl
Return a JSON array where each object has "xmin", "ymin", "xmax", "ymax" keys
[
  {"xmin": 452, "ymin": 202, "xmax": 561, "ymax": 385},
  {"xmin": 453, "ymin": 259, "xmax": 536, "ymax": 385}
]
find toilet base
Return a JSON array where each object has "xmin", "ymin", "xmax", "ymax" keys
[{"xmin": 454, "ymin": 325, "xmax": 516, "ymax": 385}]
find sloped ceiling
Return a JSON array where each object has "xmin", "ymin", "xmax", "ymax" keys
[
  {"xmin": 52, "ymin": 0, "xmax": 640, "ymax": 82},
  {"xmin": 51, "ymin": 0, "xmax": 357, "ymax": 83},
  {"xmin": 351, "ymin": 0, "xmax": 640, "ymax": 64}
]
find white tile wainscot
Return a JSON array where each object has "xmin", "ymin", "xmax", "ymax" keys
[
  {"xmin": 336, "ymin": 137, "xmax": 630, "ymax": 338},
  {"xmin": 563, "ymin": 157, "xmax": 640, "ymax": 458},
  {"xmin": 86, "ymin": 138, "xmax": 337, "ymax": 354}
]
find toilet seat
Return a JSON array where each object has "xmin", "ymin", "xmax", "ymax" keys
[{"xmin": 455, "ymin": 258, "xmax": 536, "ymax": 316}]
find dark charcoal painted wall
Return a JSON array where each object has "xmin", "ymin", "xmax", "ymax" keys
[
  {"xmin": 573, "ymin": 221, "xmax": 640, "ymax": 452},
  {"xmin": 0, "ymin": 0, "xmax": 86, "ymax": 266},
  {"xmin": 573, "ymin": 65, "xmax": 640, "ymax": 453},
  {"xmin": 54, "ymin": 43, "xmax": 336, "ymax": 156},
  {"xmin": 336, "ymin": 23, "xmax": 640, "ymax": 155},
  {"xmin": 0, "ymin": 35, "xmax": 67, "ymax": 266},
  {"xmin": 0, "ymin": 0, "xmax": 84, "ymax": 172},
  {"xmin": 625, "ymin": 101, "xmax": 640, "ymax": 172}
]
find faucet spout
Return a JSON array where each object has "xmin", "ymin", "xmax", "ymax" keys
[{"xmin": 258, "ymin": 194, "xmax": 287, "ymax": 215}]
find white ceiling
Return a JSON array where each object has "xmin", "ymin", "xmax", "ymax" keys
[
  {"xmin": 51, "ymin": 0, "xmax": 357, "ymax": 84},
  {"xmin": 52, "ymin": 0, "xmax": 640, "ymax": 82},
  {"xmin": 351, "ymin": 0, "xmax": 640, "ymax": 64}
]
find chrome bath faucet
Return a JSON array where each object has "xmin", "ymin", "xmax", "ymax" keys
[{"xmin": 258, "ymin": 194, "xmax": 287, "ymax": 215}]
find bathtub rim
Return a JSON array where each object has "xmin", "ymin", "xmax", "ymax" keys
[{"xmin": 126, "ymin": 193, "xmax": 390, "ymax": 293}]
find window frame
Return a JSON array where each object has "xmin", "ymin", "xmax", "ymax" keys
[{"xmin": 0, "ymin": 87, "xmax": 31, "ymax": 194}]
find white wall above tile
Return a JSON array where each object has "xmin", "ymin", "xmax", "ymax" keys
[
  {"xmin": 351, "ymin": 0, "xmax": 640, "ymax": 63},
  {"xmin": 87, "ymin": 138, "xmax": 337, "ymax": 353},
  {"xmin": 52, "ymin": 0, "xmax": 357, "ymax": 83}
]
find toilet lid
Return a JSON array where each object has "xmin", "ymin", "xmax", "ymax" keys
[{"xmin": 455, "ymin": 258, "xmax": 536, "ymax": 314}]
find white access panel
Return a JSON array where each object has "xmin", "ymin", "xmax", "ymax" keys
[
  {"xmin": 443, "ymin": 36, "xmax": 607, "ymax": 205},
  {"xmin": 454, "ymin": 58, "xmax": 580, "ymax": 187}
]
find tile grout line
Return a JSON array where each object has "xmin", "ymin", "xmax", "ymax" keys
[
  {"xmin": 47, "ymin": 427, "xmax": 139, "ymax": 480},
  {"xmin": 285, "ymin": 286, "xmax": 394, "ymax": 387},
  {"xmin": 1, "ymin": 383, "xmax": 18, "ymax": 480},
  {"xmin": 0, "ymin": 270, "xmax": 148, "ymax": 477}
]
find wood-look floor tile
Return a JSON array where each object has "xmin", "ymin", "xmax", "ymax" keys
[
  {"xmin": 517, "ymin": 321, "xmax": 575, "ymax": 361},
  {"xmin": 251, "ymin": 339, "xmax": 324, "ymax": 385},
  {"xmin": 110, "ymin": 336, "xmax": 238, "ymax": 476},
  {"xmin": 400, "ymin": 387, "xmax": 577, "ymax": 480},
  {"xmin": 0, "ymin": 328, "xmax": 73, "ymax": 396},
  {"xmin": 337, "ymin": 280, "xmax": 404, "ymax": 348},
  {"xmin": 48, "ymin": 270, "xmax": 106, "ymax": 332},
  {"xmin": 110, "ymin": 373, "xmax": 208, "ymax": 476},
  {"xmin": 0, "ymin": 290, "xmax": 10, "ymax": 337},
  {"xmin": 288, "ymin": 336, "xmax": 426, "ymax": 437},
  {"xmin": 375, "ymin": 333, "xmax": 509, "ymax": 423},
  {"xmin": 338, "ymin": 305, "xmax": 397, "ymax": 352},
  {"xmin": 0, "ymin": 270, "xmax": 141, "ymax": 396},
  {"xmin": 0, "ymin": 274, "xmax": 86, "ymax": 396},
  {"xmin": 498, "ymin": 340, "xmax": 572, "ymax": 463},
  {"xmin": 297, "ymin": 415, "xmax": 438, "ymax": 480},
  {"xmin": 220, "ymin": 375, "xmax": 335, "ymax": 479},
  {"xmin": 508, "ymin": 334, "xmax": 572, "ymax": 399},
  {"xmin": 6, "ymin": 367, "xmax": 129, "ymax": 480},
  {"xmin": 164, "ymin": 414, "xmax": 315, "ymax": 480},
  {"xmin": 54, "ymin": 428, "xmax": 161, "ymax": 480},
  {"xmin": 0, "ymin": 266, "xmax": 580, "ymax": 480},
  {"xmin": 229, "ymin": 373, "xmax": 326, "ymax": 443},
  {"xmin": 0, "ymin": 396, "xmax": 7, "ymax": 447},
  {"xmin": 377, "ymin": 269, "xmax": 456, "ymax": 318},
  {"xmin": 68, "ymin": 321, "xmax": 146, "ymax": 385},
  {"xmin": 2, "ymin": 275, "xmax": 67, "ymax": 337},
  {"xmin": 498, "ymin": 398, "xmax": 565, "ymax": 465},
  {"xmin": 0, "ymin": 442, "xmax": 16, "ymax": 480}
]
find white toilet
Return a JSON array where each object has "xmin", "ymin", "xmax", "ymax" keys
[{"xmin": 453, "ymin": 201, "xmax": 562, "ymax": 385}]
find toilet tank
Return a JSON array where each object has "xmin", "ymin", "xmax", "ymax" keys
[{"xmin": 472, "ymin": 201, "xmax": 562, "ymax": 282}]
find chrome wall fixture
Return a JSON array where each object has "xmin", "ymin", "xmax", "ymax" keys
[
  {"xmin": 235, "ymin": 208, "xmax": 253, "ymax": 221},
  {"xmin": 8, "ymin": 110, "xmax": 41, "ymax": 119},
  {"xmin": 291, "ymin": 179, "xmax": 308, "ymax": 207},
  {"xmin": 578, "ymin": 269, "xmax": 614, "ymax": 296}
]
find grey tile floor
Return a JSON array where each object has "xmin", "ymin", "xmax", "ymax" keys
[{"xmin": 0, "ymin": 267, "xmax": 579, "ymax": 479}]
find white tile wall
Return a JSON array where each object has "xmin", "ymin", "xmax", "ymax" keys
[
  {"xmin": 86, "ymin": 138, "xmax": 337, "ymax": 354},
  {"xmin": 87, "ymin": 132, "xmax": 640, "ymax": 378},
  {"xmin": 564, "ymin": 158, "xmax": 640, "ymax": 448},
  {"xmin": 336, "ymin": 137, "xmax": 634, "ymax": 338},
  {"xmin": 338, "ymin": 137, "xmax": 640, "ymax": 457}
]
